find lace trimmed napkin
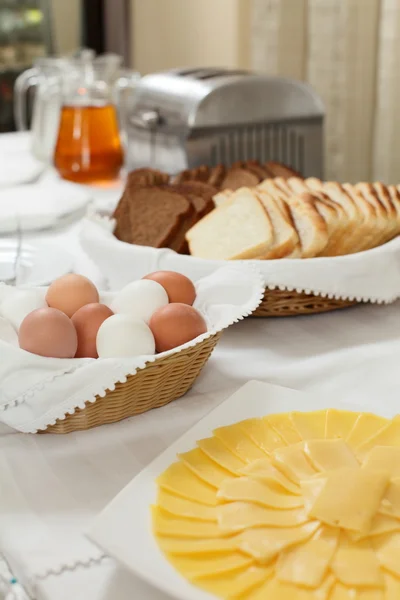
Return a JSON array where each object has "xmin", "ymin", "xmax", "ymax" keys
[
  {"xmin": 80, "ymin": 216, "xmax": 400, "ymax": 304},
  {"xmin": 0, "ymin": 265, "xmax": 264, "ymax": 433}
]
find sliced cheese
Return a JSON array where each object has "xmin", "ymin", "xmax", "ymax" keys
[
  {"xmin": 240, "ymin": 458, "xmax": 301, "ymax": 495},
  {"xmin": 330, "ymin": 536, "xmax": 383, "ymax": 587},
  {"xmin": 356, "ymin": 418, "xmax": 400, "ymax": 458},
  {"xmin": 348, "ymin": 514, "xmax": 400, "ymax": 541},
  {"xmin": 384, "ymin": 572, "xmax": 400, "ymax": 599},
  {"xmin": 304, "ymin": 439, "xmax": 359, "ymax": 471},
  {"xmin": 217, "ymin": 476, "xmax": 303, "ymax": 509},
  {"xmin": 197, "ymin": 565, "xmax": 272, "ymax": 599},
  {"xmin": 197, "ymin": 436, "xmax": 246, "ymax": 474},
  {"xmin": 276, "ymin": 525, "xmax": 339, "ymax": 588},
  {"xmin": 157, "ymin": 462, "xmax": 217, "ymax": 505},
  {"xmin": 373, "ymin": 531, "xmax": 400, "ymax": 577},
  {"xmin": 156, "ymin": 489, "xmax": 217, "ymax": 521},
  {"xmin": 325, "ymin": 409, "xmax": 360, "ymax": 440},
  {"xmin": 213, "ymin": 423, "xmax": 267, "ymax": 463},
  {"xmin": 330, "ymin": 583, "xmax": 383, "ymax": 599},
  {"xmin": 217, "ymin": 501, "xmax": 309, "ymax": 533},
  {"xmin": 272, "ymin": 442, "xmax": 317, "ymax": 483},
  {"xmin": 168, "ymin": 551, "xmax": 253, "ymax": 580},
  {"xmin": 178, "ymin": 447, "xmax": 234, "ymax": 488},
  {"xmin": 239, "ymin": 418, "xmax": 287, "ymax": 454},
  {"xmin": 289, "ymin": 410, "xmax": 328, "ymax": 440},
  {"xmin": 152, "ymin": 506, "xmax": 225, "ymax": 538},
  {"xmin": 237, "ymin": 521, "xmax": 319, "ymax": 563},
  {"xmin": 380, "ymin": 477, "xmax": 400, "ymax": 519},
  {"xmin": 363, "ymin": 445, "xmax": 400, "ymax": 478},
  {"xmin": 300, "ymin": 476, "xmax": 327, "ymax": 514},
  {"xmin": 157, "ymin": 536, "xmax": 237, "ymax": 555},
  {"xmin": 248, "ymin": 572, "xmax": 334, "ymax": 599},
  {"xmin": 265, "ymin": 413, "xmax": 302, "ymax": 445},
  {"xmin": 346, "ymin": 413, "xmax": 389, "ymax": 450},
  {"xmin": 308, "ymin": 467, "xmax": 388, "ymax": 533}
]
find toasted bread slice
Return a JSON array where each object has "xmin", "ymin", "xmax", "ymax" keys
[
  {"xmin": 265, "ymin": 161, "xmax": 302, "ymax": 179},
  {"xmin": 208, "ymin": 165, "xmax": 226, "ymax": 187},
  {"xmin": 243, "ymin": 160, "xmax": 270, "ymax": 180},
  {"xmin": 186, "ymin": 187, "xmax": 273, "ymax": 260},
  {"xmin": 255, "ymin": 190, "xmax": 299, "ymax": 258},
  {"xmin": 221, "ymin": 168, "xmax": 260, "ymax": 191}
]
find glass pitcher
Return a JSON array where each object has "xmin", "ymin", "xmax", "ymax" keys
[{"xmin": 53, "ymin": 52, "xmax": 139, "ymax": 184}]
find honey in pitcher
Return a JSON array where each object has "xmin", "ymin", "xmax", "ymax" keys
[{"xmin": 54, "ymin": 104, "xmax": 124, "ymax": 184}]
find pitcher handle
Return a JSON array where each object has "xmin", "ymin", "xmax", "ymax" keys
[{"xmin": 14, "ymin": 68, "xmax": 40, "ymax": 130}]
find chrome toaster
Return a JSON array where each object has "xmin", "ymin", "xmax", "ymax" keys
[{"xmin": 126, "ymin": 67, "xmax": 324, "ymax": 178}]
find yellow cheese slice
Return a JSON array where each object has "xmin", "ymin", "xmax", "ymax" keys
[
  {"xmin": 157, "ymin": 462, "xmax": 217, "ymax": 505},
  {"xmin": 178, "ymin": 448, "xmax": 234, "ymax": 488},
  {"xmin": 217, "ymin": 501, "xmax": 309, "ymax": 533},
  {"xmin": 152, "ymin": 506, "xmax": 226, "ymax": 538},
  {"xmin": 373, "ymin": 531, "xmax": 400, "ymax": 577},
  {"xmin": 356, "ymin": 418, "xmax": 400, "ymax": 458},
  {"xmin": 363, "ymin": 446, "xmax": 400, "ymax": 477},
  {"xmin": 346, "ymin": 413, "xmax": 389, "ymax": 450},
  {"xmin": 265, "ymin": 413, "xmax": 302, "ymax": 445},
  {"xmin": 156, "ymin": 489, "xmax": 217, "ymax": 521},
  {"xmin": 247, "ymin": 573, "xmax": 334, "ymax": 599},
  {"xmin": 330, "ymin": 535, "xmax": 383, "ymax": 587},
  {"xmin": 329, "ymin": 583, "xmax": 383, "ymax": 599},
  {"xmin": 289, "ymin": 410, "xmax": 328, "ymax": 440},
  {"xmin": 304, "ymin": 439, "xmax": 359, "ymax": 471},
  {"xmin": 197, "ymin": 565, "xmax": 272, "ymax": 599},
  {"xmin": 272, "ymin": 442, "xmax": 318, "ymax": 483},
  {"xmin": 157, "ymin": 536, "xmax": 237, "ymax": 555},
  {"xmin": 197, "ymin": 436, "xmax": 246, "ymax": 474},
  {"xmin": 325, "ymin": 409, "xmax": 360, "ymax": 440},
  {"xmin": 384, "ymin": 572, "xmax": 400, "ymax": 599},
  {"xmin": 237, "ymin": 521, "xmax": 319, "ymax": 563},
  {"xmin": 217, "ymin": 476, "xmax": 303, "ymax": 509},
  {"xmin": 276, "ymin": 525, "xmax": 339, "ymax": 588},
  {"xmin": 308, "ymin": 467, "xmax": 388, "ymax": 533},
  {"xmin": 213, "ymin": 423, "xmax": 267, "ymax": 462},
  {"xmin": 240, "ymin": 458, "xmax": 301, "ymax": 495},
  {"xmin": 380, "ymin": 477, "xmax": 400, "ymax": 519},
  {"xmin": 348, "ymin": 513, "xmax": 400, "ymax": 541},
  {"xmin": 168, "ymin": 551, "xmax": 253, "ymax": 580},
  {"xmin": 300, "ymin": 476, "xmax": 327, "ymax": 514},
  {"xmin": 239, "ymin": 418, "xmax": 287, "ymax": 454}
]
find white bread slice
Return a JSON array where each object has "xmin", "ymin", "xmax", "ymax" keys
[
  {"xmin": 339, "ymin": 183, "xmax": 379, "ymax": 252},
  {"xmin": 287, "ymin": 177, "xmax": 343, "ymax": 257},
  {"xmin": 213, "ymin": 189, "xmax": 233, "ymax": 207},
  {"xmin": 282, "ymin": 192, "xmax": 329, "ymax": 258},
  {"xmin": 354, "ymin": 182, "xmax": 393, "ymax": 246},
  {"xmin": 388, "ymin": 185, "xmax": 400, "ymax": 231},
  {"xmin": 255, "ymin": 190, "xmax": 299, "ymax": 259},
  {"xmin": 373, "ymin": 182, "xmax": 400, "ymax": 241},
  {"xmin": 186, "ymin": 187, "xmax": 273, "ymax": 260}
]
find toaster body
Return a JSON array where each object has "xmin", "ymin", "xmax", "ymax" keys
[{"xmin": 126, "ymin": 68, "xmax": 324, "ymax": 178}]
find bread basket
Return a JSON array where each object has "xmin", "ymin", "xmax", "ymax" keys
[{"xmin": 253, "ymin": 288, "xmax": 359, "ymax": 317}]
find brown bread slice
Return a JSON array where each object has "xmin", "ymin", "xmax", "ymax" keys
[
  {"xmin": 208, "ymin": 165, "xmax": 226, "ymax": 187},
  {"xmin": 243, "ymin": 160, "xmax": 270, "ymax": 181},
  {"xmin": 265, "ymin": 161, "xmax": 302, "ymax": 179},
  {"xmin": 126, "ymin": 168, "xmax": 170, "ymax": 188},
  {"xmin": 122, "ymin": 187, "xmax": 191, "ymax": 249},
  {"xmin": 172, "ymin": 166, "xmax": 210, "ymax": 184},
  {"xmin": 168, "ymin": 182, "xmax": 215, "ymax": 219},
  {"xmin": 221, "ymin": 168, "xmax": 259, "ymax": 190}
]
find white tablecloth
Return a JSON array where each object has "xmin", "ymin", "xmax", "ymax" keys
[{"xmin": 2, "ymin": 134, "xmax": 400, "ymax": 600}]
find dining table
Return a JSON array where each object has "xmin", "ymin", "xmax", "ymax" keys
[{"xmin": 1, "ymin": 132, "xmax": 400, "ymax": 600}]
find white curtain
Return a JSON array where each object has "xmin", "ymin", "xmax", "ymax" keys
[{"xmin": 251, "ymin": 0, "xmax": 400, "ymax": 184}]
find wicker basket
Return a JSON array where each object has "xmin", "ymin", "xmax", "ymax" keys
[
  {"xmin": 253, "ymin": 288, "xmax": 359, "ymax": 317},
  {"xmin": 42, "ymin": 333, "xmax": 221, "ymax": 434}
]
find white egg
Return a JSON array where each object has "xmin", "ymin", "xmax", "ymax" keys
[
  {"xmin": 111, "ymin": 280, "xmax": 169, "ymax": 323},
  {"xmin": 96, "ymin": 314, "xmax": 156, "ymax": 358},
  {"xmin": 0, "ymin": 289, "xmax": 47, "ymax": 331}
]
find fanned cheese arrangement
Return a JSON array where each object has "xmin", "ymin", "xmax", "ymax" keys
[{"xmin": 152, "ymin": 409, "xmax": 400, "ymax": 599}]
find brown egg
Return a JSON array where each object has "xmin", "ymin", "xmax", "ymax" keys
[
  {"xmin": 143, "ymin": 271, "xmax": 196, "ymax": 305},
  {"xmin": 46, "ymin": 274, "xmax": 99, "ymax": 318},
  {"xmin": 72, "ymin": 303, "xmax": 114, "ymax": 358},
  {"xmin": 19, "ymin": 307, "xmax": 78, "ymax": 358},
  {"xmin": 149, "ymin": 303, "xmax": 207, "ymax": 352}
]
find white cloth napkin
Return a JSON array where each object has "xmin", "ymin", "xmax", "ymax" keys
[
  {"xmin": 0, "ymin": 181, "xmax": 92, "ymax": 233},
  {"xmin": 0, "ymin": 266, "xmax": 264, "ymax": 433},
  {"xmin": 0, "ymin": 138, "xmax": 44, "ymax": 188},
  {"xmin": 80, "ymin": 217, "xmax": 400, "ymax": 303}
]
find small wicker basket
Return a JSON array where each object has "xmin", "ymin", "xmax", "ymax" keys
[
  {"xmin": 253, "ymin": 288, "xmax": 359, "ymax": 317},
  {"xmin": 43, "ymin": 333, "xmax": 221, "ymax": 434}
]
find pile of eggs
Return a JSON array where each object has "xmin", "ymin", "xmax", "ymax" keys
[{"xmin": 2, "ymin": 271, "xmax": 207, "ymax": 359}]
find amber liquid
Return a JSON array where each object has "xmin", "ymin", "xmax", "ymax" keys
[{"xmin": 54, "ymin": 104, "xmax": 124, "ymax": 184}]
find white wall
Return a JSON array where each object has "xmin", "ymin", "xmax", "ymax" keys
[{"xmin": 130, "ymin": 0, "xmax": 250, "ymax": 74}]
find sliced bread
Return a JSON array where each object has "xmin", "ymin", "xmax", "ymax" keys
[
  {"xmin": 353, "ymin": 182, "xmax": 393, "ymax": 247},
  {"xmin": 186, "ymin": 187, "xmax": 274, "ymax": 260},
  {"xmin": 283, "ymin": 192, "xmax": 329, "ymax": 258},
  {"xmin": 265, "ymin": 161, "xmax": 302, "ymax": 179},
  {"xmin": 255, "ymin": 189, "xmax": 299, "ymax": 258},
  {"xmin": 220, "ymin": 168, "xmax": 260, "ymax": 191}
]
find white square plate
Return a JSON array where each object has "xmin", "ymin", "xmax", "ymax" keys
[{"xmin": 87, "ymin": 380, "xmax": 395, "ymax": 600}]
